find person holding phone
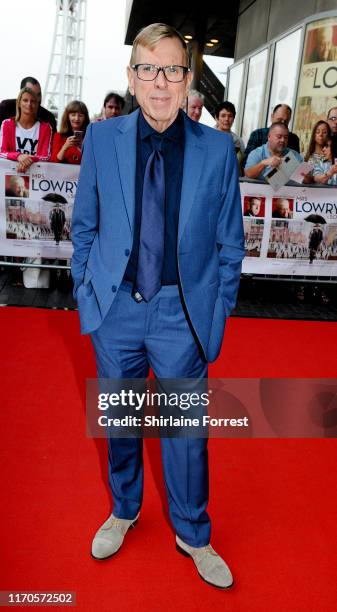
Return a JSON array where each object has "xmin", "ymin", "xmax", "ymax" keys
[{"xmin": 51, "ymin": 100, "xmax": 90, "ymax": 164}]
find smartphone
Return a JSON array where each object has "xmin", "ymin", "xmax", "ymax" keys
[{"xmin": 73, "ymin": 130, "xmax": 83, "ymax": 146}]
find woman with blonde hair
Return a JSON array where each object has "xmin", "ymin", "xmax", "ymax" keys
[
  {"xmin": 51, "ymin": 100, "xmax": 90, "ymax": 164},
  {"xmin": 0, "ymin": 87, "xmax": 52, "ymax": 172}
]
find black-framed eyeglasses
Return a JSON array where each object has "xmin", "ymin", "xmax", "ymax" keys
[{"xmin": 132, "ymin": 64, "xmax": 190, "ymax": 82}]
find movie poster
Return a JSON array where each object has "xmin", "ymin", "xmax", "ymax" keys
[
  {"xmin": 0, "ymin": 159, "xmax": 79, "ymax": 259},
  {"xmin": 1, "ymin": 159, "xmax": 337, "ymax": 277},
  {"xmin": 294, "ymin": 17, "xmax": 337, "ymax": 154},
  {"xmin": 240, "ymin": 181, "xmax": 337, "ymax": 276}
]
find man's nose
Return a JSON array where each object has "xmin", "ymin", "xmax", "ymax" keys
[{"xmin": 154, "ymin": 69, "xmax": 168, "ymax": 87}]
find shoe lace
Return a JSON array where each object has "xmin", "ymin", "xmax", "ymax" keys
[
  {"xmin": 103, "ymin": 516, "xmax": 122, "ymax": 531},
  {"xmin": 194, "ymin": 544, "xmax": 218, "ymax": 563},
  {"xmin": 203, "ymin": 544, "xmax": 217, "ymax": 556}
]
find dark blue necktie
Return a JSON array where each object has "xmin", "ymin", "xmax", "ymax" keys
[{"xmin": 135, "ymin": 138, "xmax": 165, "ymax": 302}]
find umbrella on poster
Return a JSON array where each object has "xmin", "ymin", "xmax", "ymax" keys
[{"xmin": 304, "ymin": 214, "xmax": 326, "ymax": 224}]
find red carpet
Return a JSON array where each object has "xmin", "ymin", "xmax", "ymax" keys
[{"xmin": 1, "ymin": 307, "xmax": 337, "ymax": 611}]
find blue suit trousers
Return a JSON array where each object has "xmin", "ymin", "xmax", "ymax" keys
[{"xmin": 91, "ymin": 282, "xmax": 210, "ymax": 547}]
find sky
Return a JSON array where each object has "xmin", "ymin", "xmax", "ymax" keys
[{"xmin": 0, "ymin": 0, "xmax": 232, "ymax": 126}]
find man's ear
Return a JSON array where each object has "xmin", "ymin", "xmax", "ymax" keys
[
  {"xmin": 185, "ymin": 70, "xmax": 193, "ymax": 97},
  {"xmin": 127, "ymin": 65, "xmax": 135, "ymax": 96}
]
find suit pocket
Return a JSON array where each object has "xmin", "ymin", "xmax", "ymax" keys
[
  {"xmin": 76, "ymin": 280, "xmax": 102, "ymax": 333},
  {"xmin": 207, "ymin": 296, "xmax": 226, "ymax": 363}
]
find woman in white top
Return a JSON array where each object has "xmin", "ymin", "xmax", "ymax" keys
[{"xmin": 0, "ymin": 87, "xmax": 52, "ymax": 173}]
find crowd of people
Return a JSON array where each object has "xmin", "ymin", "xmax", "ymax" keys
[
  {"xmin": 0, "ymin": 75, "xmax": 337, "ymax": 188},
  {"xmin": 185, "ymin": 95, "xmax": 337, "ymax": 187},
  {"xmin": 184, "ymin": 94, "xmax": 337, "ymax": 187},
  {"xmin": 243, "ymin": 104, "xmax": 337, "ymax": 185},
  {"xmin": 0, "ymin": 77, "xmax": 125, "ymax": 169}
]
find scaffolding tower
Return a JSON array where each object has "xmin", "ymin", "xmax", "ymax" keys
[{"xmin": 44, "ymin": 0, "xmax": 87, "ymax": 126}]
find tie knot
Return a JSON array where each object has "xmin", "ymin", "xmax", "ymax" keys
[{"xmin": 151, "ymin": 134, "xmax": 164, "ymax": 152}]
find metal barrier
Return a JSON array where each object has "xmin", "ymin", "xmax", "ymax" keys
[{"xmin": 0, "ymin": 260, "xmax": 71, "ymax": 270}]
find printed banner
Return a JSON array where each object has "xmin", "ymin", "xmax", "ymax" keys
[
  {"xmin": 240, "ymin": 181, "xmax": 337, "ymax": 276},
  {"xmin": 0, "ymin": 159, "xmax": 79, "ymax": 259},
  {"xmin": 1, "ymin": 159, "xmax": 337, "ymax": 277}
]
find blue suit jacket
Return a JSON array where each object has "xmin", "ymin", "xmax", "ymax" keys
[{"xmin": 71, "ymin": 110, "xmax": 245, "ymax": 362}]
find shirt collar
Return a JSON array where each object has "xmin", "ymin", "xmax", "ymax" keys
[
  {"xmin": 264, "ymin": 143, "xmax": 289, "ymax": 157},
  {"xmin": 139, "ymin": 108, "xmax": 184, "ymax": 143}
]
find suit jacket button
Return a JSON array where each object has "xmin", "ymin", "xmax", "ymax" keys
[
  {"xmin": 125, "ymin": 249, "xmax": 130, "ymax": 256},
  {"xmin": 112, "ymin": 285, "xmax": 117, "ymax": 292}
]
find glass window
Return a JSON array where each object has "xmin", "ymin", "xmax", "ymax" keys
[
  {"xmin": 241, "ymin": 49, "xmax": 269, "ymax": 144},
  {"xmin": 227, "ymin": 62, "xmax": 244, "ymax": 133},
  {"xmin": 268, "ymin": 29, "xmax": 302, "ymax": 125},
  {"xmin": 294, "ymin": 17, "xmax": 337, "ymax": 155}
]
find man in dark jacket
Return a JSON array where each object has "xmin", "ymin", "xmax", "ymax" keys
[
  {"xmin": 43, "ymin": 193, "xmax": 67, "ymax": 244},
  {"xmin": 309, "ymin": 224, "xmax": 323, "ymax": 263},
  {"xmin": 49, "ymin": 205, "xmax": 66, "ymax": 244},
  {"xmin": 0, "ymin": 76, "xmax": 57, "ymax": 133}
]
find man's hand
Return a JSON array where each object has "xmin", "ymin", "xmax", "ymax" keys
[
  {"xmin": 17, "ymin": 154, "xmax": 34, "ymax": 173},
  {"xmin": 264, "ymin": 156, "xmax": 282, "ymax": 169},
  {"xmin": 245, "ymin": 154, "xmax": 283, "ymax": 180}
]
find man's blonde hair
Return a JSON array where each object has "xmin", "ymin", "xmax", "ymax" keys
[{"xmin": 130, "ymin": 23, "xmax": 189, "ymax": 66}]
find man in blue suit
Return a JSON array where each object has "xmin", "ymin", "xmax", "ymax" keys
[{"xmin": 71, "ymin": 23, "xmax": 244, "ymax": 589}]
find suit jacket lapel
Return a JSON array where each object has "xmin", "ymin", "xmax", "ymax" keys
[
  {"xmin": 115, "ymin": 109, "xmax": 139, "ymax": 234},
  {"xmin": 114, "ymin": 110, "xmax": 206, "ymax": 242},
  {"xmin": 178, "ymin": 116, "xmax": 206, "ymax": 244}
]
